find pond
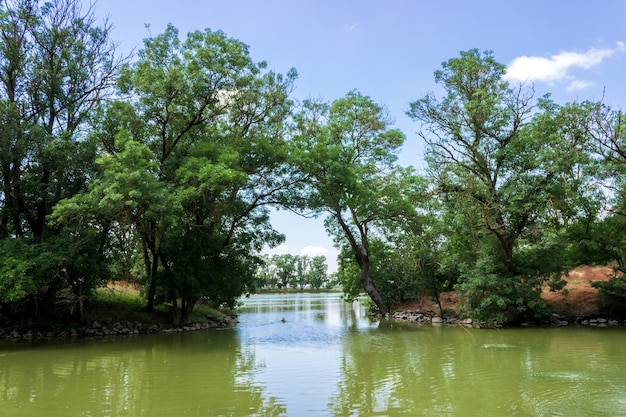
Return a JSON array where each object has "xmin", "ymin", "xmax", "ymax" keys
[{"xmin": 1, "ymin": 293, "xmax": 626, "ymax": 416}]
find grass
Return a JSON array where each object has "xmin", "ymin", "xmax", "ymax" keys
[{"xmin": 83, "ymin": 286, "xmax": 225, "ymax": 327}]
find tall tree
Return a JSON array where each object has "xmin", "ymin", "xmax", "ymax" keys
[
  {"xmin": 294, "ymin": 91, "xmax": 420, "ymax": 315},
  {"xmin": 273, "ymin": 254, "xmax": 297, "ymax": 289},
  {"xmin": 0, "ymin": 0, "xmax": 122, "ymax": 238},
  {"xmin": 57, "ymin": 24, "xmax": 300, "ymax": 321},
  {"xmin": 408, "ymin": 50, "xmax": 592, "ymax": 322},
  {"xmin": 0, "ymin": 0, "xmax": 124, "ymax": 311},
  {"xmin": 569, "ymin": 103, "xmax": 626, "ymax": 301},
  {"xmin": 306, "ymin": 256, "xmax": 329, "ymax": 290}
]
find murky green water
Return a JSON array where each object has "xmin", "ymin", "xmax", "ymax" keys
[{"xmin": 1, "ymin": 293, "xmax": 626, "ymax": 416}]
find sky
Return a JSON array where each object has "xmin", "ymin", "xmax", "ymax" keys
[{"xmin": 86, "ymin": 0, "xmax": 626, "ymax": 273}]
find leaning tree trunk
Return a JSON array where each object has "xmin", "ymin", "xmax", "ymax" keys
[
  {"xmin": 358, "ymin": 251, "xmax": 389, "ymax": 316},
  {"xmin": 334, "ymin": 207, "xmax": 389, "ymax": 315}
]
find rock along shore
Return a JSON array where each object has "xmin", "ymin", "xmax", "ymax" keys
[
  {"xmin": 391, "ymin": 310, "xmax": 624, "ymax": 327},
  {"xmin": 0, "ymin": 314, "xmax": 238, "ymax": 341}
]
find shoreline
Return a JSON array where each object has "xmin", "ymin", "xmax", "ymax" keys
[
  {"xmin": 0, "ymin": 314, "xmax": 237, "ymax": 342},
  {"xmin": 390, "ymin": 309, "xmax": 624, "ymax": 328}
]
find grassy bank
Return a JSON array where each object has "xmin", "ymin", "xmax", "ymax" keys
[
  {"xmin": 0, "ymin": 284, "xmax": 232, "ymax": 340},
  {"xmin": 88, "ymin": 287, "xmax": 225, "ymax": 326}
]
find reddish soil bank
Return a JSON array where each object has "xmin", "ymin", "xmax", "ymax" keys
[{"xmin": 394, "ymin": 266, "xmax": 622, "ymax": 321}]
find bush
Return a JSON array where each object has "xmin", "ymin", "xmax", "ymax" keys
[{"xmin": 456, "ymin": 270, "xmax": 550, "ymax": 325}]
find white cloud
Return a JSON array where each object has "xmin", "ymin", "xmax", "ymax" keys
[
  {"xmin": 301, "ymin": 245, "xmax": 329, "ymax": 256},
  {"xmin": 504, "ymin": 42, "xmax": 625, "ymax": 88},
  {"xmin": 566, "ymin": 79, "xmax": 593, "ymax": 92}
]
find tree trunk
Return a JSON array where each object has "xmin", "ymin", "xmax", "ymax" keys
[
  {"xmin": 181, "ymin": 297, "xmax": 199, "ymax": 324},
  {"xmin": 358, "ymin": 252, "xmax": 389, "ymax": 315},
  {"xmin": 501, "ymin": 237, "xmax": 515, "ymax": 274},
  {"xmin": 334, "ymin": 208, "xmax": 389, "ymax": 315},
  {"xmin": 144, "ymin": 240, "xmax": 159, "ymax": 313}
]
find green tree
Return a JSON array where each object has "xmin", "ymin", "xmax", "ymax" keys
[
  {"xmin": 0, "ymin": 0, "xmax": 123, "ymax": 312},
  {"xmin": 255, "ymin": 254, "xmax": 277, "ymax": 289},
  {"xmin": 407, "ymin": 50, "xmax": 592, "ymax": 323},
  {"xmin": 306, "ymin": 256, "xmax": 329, "ymax": 290},
  {"xmin": 272, "ymin": 254, "xmax": 297, "ymax": 289},
  {"xmin": 52, "ymin": 130, "xmax": 174, "ymax": 304},
  {"xmin": 58, "ymin": 24, "xmax": 299, "ymax": 322},
  {"xmin": 0, "ymin": 0, "xmax": 122, "ymax": 238},
  {"xmin": 254, "ymin": 254, "xmax": 329, "ymax": 290},
  {"xmin": 382, "ymin": 206, "xmax": 456, "ymax": 315},
  {"xmin": 572, "ymin": 103, "xmax": 626, "ymax": 303},
  {"xmin": 294, "ymin": 91, "xmax": 420, "ymax": 315},
  {"xmin": 294, "ymin": 255, "xmax": 310, "ymax": 289}
]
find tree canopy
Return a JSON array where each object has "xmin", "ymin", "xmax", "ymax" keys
[
  {"xmin": 1, "ymin": 1, "xmax": 625, "ymax": 327},
  {"xmin": 293, "ymin": 91, "xmax": 426, "ymax": 314},
  {"xmin": 408, "ymin": 50, "xmax": 600, "ymax": 322}
]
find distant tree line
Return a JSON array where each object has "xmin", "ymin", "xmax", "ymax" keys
[
  {"xmin": 255, "ymin": 254, "xmax": 336, "ymax": 290},
  {"xmin": 1, "ymin": 0, "xmax": 626, "ymax": 327}
]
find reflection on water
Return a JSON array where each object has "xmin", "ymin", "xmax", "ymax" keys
[{"xmin": 1, "ymin": 293, "xmax": 626, "ymax": 416}]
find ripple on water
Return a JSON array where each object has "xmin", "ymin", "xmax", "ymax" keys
[
  {"xmin": 522, "ymin": 370, "xmax": 626, "ymax": 416},
  {"xmin": 531, "ymin": 370, "xmax": 590, "ymax": 381},
  {"xmin": 522, "ymin": 389, "xmax": 626, "ymax": 417},
  {"xmin": 480, "ymin": 343, "xmax": 518, "ymax": 349},
  {"xmin": 242, "ymin": 320, "xmax": 343, "ymax": 347}
]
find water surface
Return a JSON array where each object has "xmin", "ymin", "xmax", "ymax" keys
[{"xmin": 1, "ymin": 293, "xmax": 626, "ymax": 416}]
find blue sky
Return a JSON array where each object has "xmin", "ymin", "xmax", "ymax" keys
[{"xmin": 88, "ymin": 0, "xmax": 626, "ymax": 272}]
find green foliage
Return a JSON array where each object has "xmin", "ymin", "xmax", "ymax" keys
[
  {"xmin": 0, "ymin": 232, "xmax": 108, "ymax": 316},
  {"xmin": 0, "ymin": 0, "xmax": 122, "ymax": 237},
  {"xmin": 337, "ymin": 238, "xmax": 428, "ymax": 308},
  {"xmin": 333, "ymin": 200, "xmax": 454, "ymax": 310},
  {"xmin": 307, "ymin": 256, "xmax": 329, "ymax": 290},
  {"xmin": 564, "ymin": 104, "xmax": 626, "ymax": 280},
  {"xmin": 455, "ymin": 260, "xmax": 551, "ymax": 324},
  {"xmin": 407, "ymin": 49, "xmax": 596, "ymax": 323},
  {"xmin": 3, "ymin": 1, "xmax": 625, "ymax": 328},
  {"xmin": 255, "ymin": 254, "xmax": 330, "ymax": 291},
  {"xmin": 336, "ymin": 248, "xmax": 367, "ymax": 302},
  {"xmin": 0, "ymin": 240, "xmax": 39, "ymax": 303},
  {"xmin": 79, "ymin": 23, "xmax": 298, "ymax": 318},
  {"xmin": 294, "ymin": 91, "xmax": 423, "ymax": 314},
  {"xmin": 592, "ymin": 276, "xmax": 626, "ymax": 298},
  {"xmin": 0, "ymin": 9, "xmax": 301, "ymax": 324},
  {"xmin": 0, "ymin": 0, "xmax": 123, "ymax": 315},
  {"xmin": 88, "ymin": 288, "xmax": 149, "ymax": 322}
]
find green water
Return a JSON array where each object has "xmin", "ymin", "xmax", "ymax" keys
[{"xmin": 1, "ymin": 293, "xmax": 626, "ymax": 416}]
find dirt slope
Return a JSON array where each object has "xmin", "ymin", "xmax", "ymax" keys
[
  {"xmin": 542, "ymin": 265, "xmax": 614, "ymax": 318},
  {"xmin": 394, "ymin": 266, "xmax": 620, "ymax": 320}
]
